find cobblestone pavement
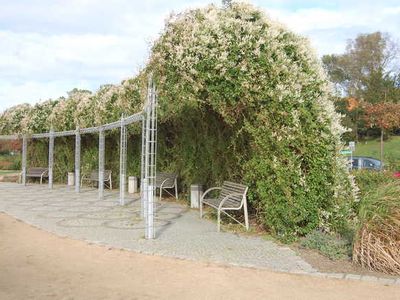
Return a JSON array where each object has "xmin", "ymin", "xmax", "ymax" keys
[{"xmin": 0, "ymin": 182, "xmax": 314, "ymax": 273}]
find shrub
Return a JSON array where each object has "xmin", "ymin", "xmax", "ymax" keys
[
  {"xmin": 0, "ymin": 154, "xmax": 20, "ymax": 170},
  {"xmin": 301, "ymin": 230, "xmax": 352, "ymax": 260},
  {"xmin": 149, "ymin": 3, "xmax": 355, "ymax": 241},
  {"xmin": 353, "ymin": 182, "xmax": 400, "ymax": 275}
]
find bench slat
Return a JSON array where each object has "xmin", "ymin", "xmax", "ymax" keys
[
  {"xmin": 155, "ymin": 172, "xmax": 176, "ymax": 188},
  {"xmin": 26, "ymin": 168, "xmax": 48, "ymax": 177}
]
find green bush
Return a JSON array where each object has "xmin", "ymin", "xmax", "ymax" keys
[
  {"xmin": 0, "ymin": 154, "xmax": 20, "ymax": 170},
  {"xmin": 149, "ymin": 3, "xmax": 355, "ymax": 241},
  {"xmin": 353, "ymin": 169, "xmax": 396, "ymax": 198},
  {"xmin": 301, "ymin": 230, "xmax": 352, "ymax": 260}
]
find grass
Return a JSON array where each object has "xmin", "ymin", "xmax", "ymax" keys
[
  {"xmin": 0, "ymin": 170, "xmax": 19, "ymax": 175},
  {"xmin": 353, "ymin": 136, "xmax": 400, "ymax": 161},
  {"xmin": 300, "ymin": 230, "xmax": 352, "ymax": 260}
]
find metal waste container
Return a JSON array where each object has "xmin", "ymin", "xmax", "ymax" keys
[
  {"xmin": 190, "ymin": 184, "xmax": 203, "ymax": 208},
  {"xmin": 67, "ymin": 172, "xmax": 75, "ymax": 186},
  {"xmin": 128, "ymin": 176, "xmax": 138, "ymax": 194}
]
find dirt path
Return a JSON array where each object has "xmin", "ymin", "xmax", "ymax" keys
[{"xmin": 0, "ymin": 213, "xmax": 398, "ymax": 300}]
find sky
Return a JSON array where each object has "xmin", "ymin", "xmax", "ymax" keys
[{"xmin": 0, "ymin": 0, "xmax": 399, "ymax": 112}]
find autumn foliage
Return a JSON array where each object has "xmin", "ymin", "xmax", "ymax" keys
[
  {"xmin": 346, "ymin": 97, "xmax": 359, "ymax": 112},
  {"xmin": 363, "ymin": 102, "xmax": 400, "ymax": 130}
]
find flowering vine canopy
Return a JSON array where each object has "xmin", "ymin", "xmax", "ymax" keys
[{"xmin": 0, "ymin": 3, "xmax": 356, "ymax": 240}]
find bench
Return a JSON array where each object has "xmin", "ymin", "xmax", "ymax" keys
[
  {"xmin": 81, "ymin": 170, "xmax": 112, "ymax": 190},
  {"xmin": 200, "ymin": 181, "xmax": 249, "ymax": 232},
  {"xmin": 23, "ymin": 167, "xmax": 49, "ymax": 184},
  {"xmin": 156, "ymin": 172, "xmax": 178, "ymax": 201}
]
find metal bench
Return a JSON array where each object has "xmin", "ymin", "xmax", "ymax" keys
[
  {"xmin": 200, "ymin": 181, "xmax": 249, "ymax": 232},
  {"xmin": 156, "ymin": 172, "xmax": 178, "ymax": 201},
  {"xmin": 24, "ymin": 167, "xmax": 49, "ymax": 184},
  {"xmin": 81, "ymin": 170, "xmax": 112, "ymax": 190}
]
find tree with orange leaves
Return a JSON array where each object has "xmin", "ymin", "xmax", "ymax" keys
[{"xmin": 364, "ymin": 102, "xmax": 400, "ymax": 165}]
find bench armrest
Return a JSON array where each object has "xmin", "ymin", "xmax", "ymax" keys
[
  {"xmin": 159, "ymin": 177, "xmax": 175, "ymax": 188},
  {"xmin": 219, "ymin": 192, "xmax": 246, "ymax": 209},
  {"xmin": 80, "ymin": 173, "xmax": 89, "ymax": 186},
  {"xmin": 200, "ymin": 187, "xmax": 222, "ymax": 201}
]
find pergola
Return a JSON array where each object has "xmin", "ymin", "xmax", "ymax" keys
[{"xmin": 0, "ymin": 80, "xmax": 158, "ymax": 239}]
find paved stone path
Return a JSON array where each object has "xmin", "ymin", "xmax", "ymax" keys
[{"xmin": 0, "ymin": 182, "xmax": 315, "ymax": 273}]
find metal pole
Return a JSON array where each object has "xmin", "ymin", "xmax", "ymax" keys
[
  {"xmin": 75, "ymin": 127, "xmax": 81, "ymax": 193},
  {"xmin": 48, "ymin": 129, "xmax": 54, "ymax": 189},
  {"xmin": 21, "ymin": 136, "xmax": 27, "ymax": 185},
  {"xmin": 140, "ymin": 114, "xmax": 146, "ymax": 218},
  {"xmin": 144, "ymin": 90, "xmax": 152, "ymax": 239},
  {"xmin": 145, "ymin": 79, "xmax": 157, "ymax": 239},
  {"xmin": 98, "ymin": 128, "xmax": 105, "ymax": 200},
  {"xmin": 119, "ymin": 115, "xmax": 127, "ymax": 205}
]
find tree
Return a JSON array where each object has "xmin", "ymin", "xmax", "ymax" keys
[
  {"xmin": 322, "ymin": 32, "xmax": 400, "ymax": 139},
  {"xmin": 363, "ymin": 102, "xmax": 400, "ymax": 164}
]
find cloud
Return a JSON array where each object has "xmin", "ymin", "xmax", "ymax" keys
[
  {"xmin": 0, "ymin": 0, "xmax": 399, "ymax": 111},
  {"xmin": 263, "ymin": 2, "xmax": 400, "ymax": 56}
]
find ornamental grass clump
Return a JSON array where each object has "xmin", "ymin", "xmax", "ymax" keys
[{"xmin": 353, "ymin": 182, "xmax": 400, "ymax": 275}]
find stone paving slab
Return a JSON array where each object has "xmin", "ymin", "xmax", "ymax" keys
[
  {"xmin": 1, "ymin": 183, "xmax": 399, "ymax": 285},
  {"xmin": 0, "ymin": 182, "xmax": 314, "ymax": 273}
]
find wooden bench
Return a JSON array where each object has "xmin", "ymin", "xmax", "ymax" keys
[
  {"xmin": 81, "ymin": 170, "xmax": 112, "ymax": 190},
  {"xmin": 200, "ymin": 181, "xmax": 249, "ymax": 232},
  {"xmin": 156, "ymin": 172, "xmax": 178, "ymax": 201},
  {"xmin": 23, "ymin": 167, "xmax": 49, "ymax": 184}
]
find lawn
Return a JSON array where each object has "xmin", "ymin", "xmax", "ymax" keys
[
  {"xmin": 353, "ymin": 135, "xmax": 400, "ymax": 163},
  {"xmin": 0, "ymin": 170, "xmax": 19, "ymax": 175}
]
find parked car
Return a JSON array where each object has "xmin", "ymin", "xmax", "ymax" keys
[{"xmin": 348, "ymin": 156, "xmax": 382, "ymax": 170}]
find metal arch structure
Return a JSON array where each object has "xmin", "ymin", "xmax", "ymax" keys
[
  {"xmin": 0, "ymin": 80, "xmax": 158, "ymax": 239},
  {"xmin": 0, "ymin": 111, "xmax": 143, "ymax": 198}
]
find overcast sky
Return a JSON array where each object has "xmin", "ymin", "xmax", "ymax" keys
[{"xmin": 1, "ymin": 0, "xmax": 399, "ymax": 112}]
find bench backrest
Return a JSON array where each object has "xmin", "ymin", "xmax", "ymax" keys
[
  {"xmin": 90, "ymin": 170, "xmax": 112, "ymax": 181},
  {"xmin": 156, "ymin": 172, "xmax": 177, "ymax": 188},
  {"xmin": 218, "ymin": 181, "xmax": 248, "ymax": 207},
  {"xmin": 27, "ymin": 167, "xmax": 48, "ymax": 176}
]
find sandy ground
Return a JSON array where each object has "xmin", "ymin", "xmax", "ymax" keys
[{"xmin": 0, "ymin": 213, "xmax": 399, "ymax": 300}]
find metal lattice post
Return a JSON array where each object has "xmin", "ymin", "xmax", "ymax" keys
[
  {"xmin": 75, "ymin": 128, "xmax": 81, "ymax": 193},
  {"xmin": 119, "ymin": 116, "xmax": 127, "ymax": 205},
  {"xmin": 144, "ymin": 79, "xmax": 157, "ymax": 239},
  {"xmin": 140, "ymin": 115, "xmax": 146, "ymax": 218},
  {"xmin": 48, "ymin": 129, "xmax": 54, "ymax": 189},
  {"xmin": 21, "ymin": 136, "xmax": 27, "ymax": 185},
  {"xmin": 98, "ymin": 128, "xmax": 105, "ymax": 200}
]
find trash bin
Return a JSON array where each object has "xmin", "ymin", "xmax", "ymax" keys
[
  {"xmin": 190, "ymin": 184, "xmax": 203, "ymax": 208},
  {"xmin": 128, "ymin": 176, "xmax": 138, "ymax": 194},
  {"xmin": 67, "ymin": 172, "xmax": 75, "ymax": 186}
]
